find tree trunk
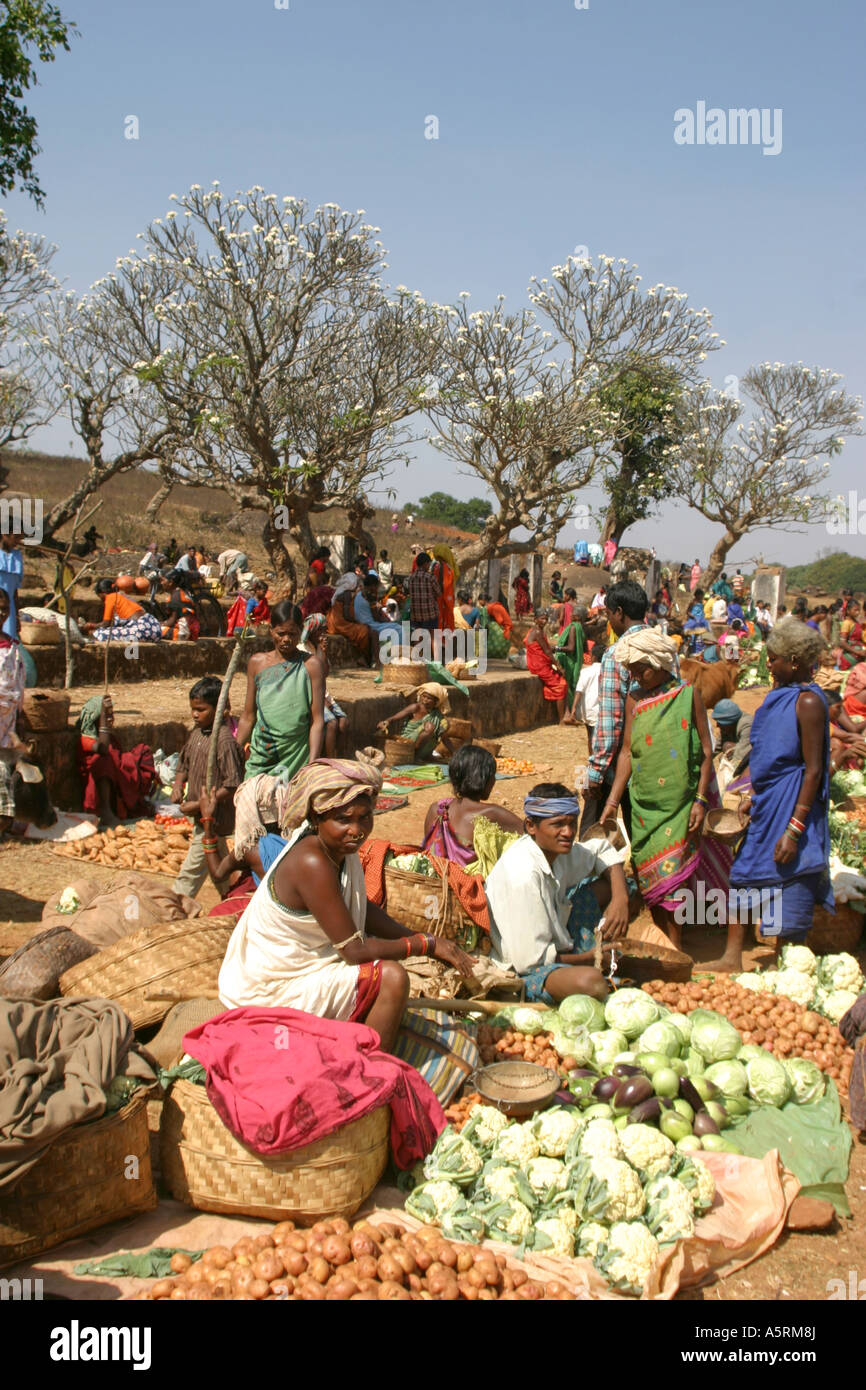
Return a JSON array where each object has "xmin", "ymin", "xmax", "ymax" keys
[
  {"xmin": 702, "ymin": 529, "xmax": 741, "ymax": 590},
  {"xmin": 145, "ymin": 477, "xmax": 173, "ymax": 521},
  {"xmin": 261, "ymin": 512, "xmax": 297, "ymax": 596},
  {"xmin": 345, "ymin": 497, "xmax": 376, "ymax": 560},
  {"xmin": 599, "ymin": 504, "xmax": 620, "ymax": 546}
]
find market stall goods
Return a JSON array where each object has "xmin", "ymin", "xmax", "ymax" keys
[
  {"xmin": 52, "ymin": 817, "xmax": 194, "ymax": 880},
  {"xmin": 131, "ymin": 1216, "xmax": 577, "ymax": 1300},
  {"xmin": 734, "ymin": 943, "xmax": 865, "ymax": 1027}
]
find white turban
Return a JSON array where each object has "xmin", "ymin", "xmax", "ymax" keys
[{"xmin": 613, "ymin": 627, "xmax": 678, "ymax": 673}]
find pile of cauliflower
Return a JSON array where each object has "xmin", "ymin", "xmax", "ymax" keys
[
  {"xmin": 736, "ymin": 944, "xmax": 865, "ymax": 1025},
  {"xmin": 405, "ymin": 1109, "xmax": 716, "ymax": 1296}
]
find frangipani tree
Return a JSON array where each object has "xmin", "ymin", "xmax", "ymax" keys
[
  {"xmin": 91, "ymin": 185, "xmax": 440, "ymax": 589},
  {"xmin": 0, "ymin": 211, "xmax": 56, "ymax": 459},
  {"xmin": 670, "ymin": 363, "xmax": 863, "ymax": 588}
]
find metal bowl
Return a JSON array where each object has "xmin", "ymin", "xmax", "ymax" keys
[{"xmin": 473, "ymin": 1061, "xmax": 561, "ymax": 1119}]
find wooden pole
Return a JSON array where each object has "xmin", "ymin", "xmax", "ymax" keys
[{"xmin": 205, "ymin": 624, "xmax": 251, "ymax": 793}]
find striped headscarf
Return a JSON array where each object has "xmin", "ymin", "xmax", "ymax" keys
[
  {"xmin": 281, "ymin": 749, "xmax": 385, "ymax": 830},
  {"xmin": 232, "ymin": 773, "xmax": 295, "ymax": 859}
]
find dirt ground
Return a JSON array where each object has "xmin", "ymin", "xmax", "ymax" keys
[{"xmin": 2, "ymin": 688, "xmax": 864, "ymax": 1301}]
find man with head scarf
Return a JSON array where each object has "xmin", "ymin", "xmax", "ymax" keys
[{"xmin": 711, "ymin": 698, "xmax": 753, "ymax": 777}]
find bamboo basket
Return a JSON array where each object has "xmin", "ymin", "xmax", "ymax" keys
[
  {"xmin": 0, "ymin": 926, "xmax": 97, "ymax": 1000},
  {"xmin": 160, "ymin": 1080, "xmax": 390, "ymax": 1224},
  {"xmin": 20, "ymin": 688, "xmax": 70, "ymax": 731},
  {"xmin": 805, "ymin": 903, "xmax": 863, "ymax": 955},
  {"xmin": 0, "ymin": 1095, "xmax": 156, "ymax": 1269},
  {"xmin": 58, "ymin": 917, "xmax": 237, "ymax": 1030},
  {"xmin": 384, "ymin": 736, "xmax": 416, "ymax": 767},
  {"xmin": 18, "ymin": 621, "xmax": 61, "ymax": 648},
  {"xmin": 381, "ymin": 661, "xmax": 426, "ymax": 687},
  {"xmin": 384, "ymin": 864, "xmax": 468, "ymax": 940}
]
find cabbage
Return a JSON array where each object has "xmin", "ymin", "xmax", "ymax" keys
[
  {"xmin": 665, "ymin": 1012, "xmax": 692, "ymax": 1044},
  {"xmin": 590, "ymin": 1029, "xmax": 628, "ymax": 1068},
  {"xmin": 549, "ymin": 1027, "xmax": 593, "ymax": 1066},
  {"xmin": 703, "ymin": 1059, "xmax": 748, "ymax": 1100},
  {"xmin": 558, "ymin": 994, "xmax": 606, "ymax": 1033},
  {"xmin": 737, "ymin": 1044, "xmax": 770, "ymax": 1065},
  {"xmin": 690, "ymin": 1012, "xmax": 742, "ymax": 1063},
  {"xmin": 510, "ymin": 1007, "xmax": 549, "ymax": 1036},
  {"xmin": 746, "ymin": 1054, "xmax": 792, "ymax": 1108},
  {"xmin": 685, "ymin": 1048, "xmax": 706, "ymax": 1077},
  {"xmin": 603, "ymin": 988, "xmax": 660, "ymax": 1040},
  {"xmin": 782, "ymin": 1057, "xmax": 826, "ymax": 1105},
  {"xmin": 637, "ymin": 1021, "xmax": 683, "ymax": 1059}
]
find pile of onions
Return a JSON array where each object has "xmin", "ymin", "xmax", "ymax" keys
[
  {"xmin": 133, "ymin": 1218, "xmax": 574, "ymax": 1301},
  {"xmin": 642, "ymin": 977, "xmax": 853, "ymax": 1097}
]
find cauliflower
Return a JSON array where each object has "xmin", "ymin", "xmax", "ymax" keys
[
  {"xmin": 526, "ymin": 1156, "xmax": 567, "ymax": 1198},
  {"xmin": 480, "ymin": 1163, "xmax": 537, "ymax": 1209},
  {"xmin": 618, "ymin": 1123, "xmax": 675, "ymax": 1180},
  {"xmin": 578, "ymin": 1118, "xmax": 623, "ymax": 1162},
  {"xmin": 532, "ymin": 1216, "xmax": 575, "ymax": 1258},
  {"xmin": 404, "ymin": 1179, "xmax": 461, "ymax": 1224},
  {"xmin": 817, "ymin": 952, "xmax": 864, "ymax": 994},
  {"xmin": 577, "ymin": 1221, "xmax": 609, "ymax": 1260},
  {"xmin": 773, "ymin": 968, "xmax": 816, "ymax": 1010},
  {"xmin": 595, "ymin": 1221, "xmax": 660, "ymax": 1294},
  {"xmin": 587, "ymin": 1156, "xmax": 646, "ymax": 1223},
  {"xmin": 779, "ymin": 943, "xmax": 817, "ymax": 976},
  {"xmin": 423, "ymin": 1128, "xmax": 483, "ymax": 1186},
  {"xmin": 55, "ymin": 886, "xmax": 81, "ymax": 914},
  {"xmin": 673, "ymin": 1155, "xmax": 716, "ymax": 1213},
  {"xmin": 644, "ymin": 1176, "xmax": 695, "ymax": 1245},
  {"xmin": 821, "ymin": 989, "xmax": 860, "ymax": 1025},
  {"xmin": 735, "ymin": 972, "xmax": 770, "ymax": 993},
  {"xmin": 461, "ymin": 1104, "xmax": 509, "ymax": 1150},
  {"xmin": 493, "ymin": 1122, "xmax": 540, "ymax": 1169},
  {"xmin": 486, "ymin": 1197, "xmax": 534, "ymax": 1244},
  {"xmin": 532, "ymin": 1106, "xmax": 583, "ymax": 1157},
  {"xmin": 555, "ymin": 1205, "xmax": 578, "ymax": 1233}
]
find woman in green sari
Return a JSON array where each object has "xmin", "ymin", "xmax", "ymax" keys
[
  {"xmin": 601, "ymin": 627, "xmax": 731, "ymax": 948},
  {"xmin": 237, "ymin": 599, "xmax": 325, "ymax": 780},
  {"xmin": 555, "ymin": 599, "xmax": 587, "ymax": 719}
]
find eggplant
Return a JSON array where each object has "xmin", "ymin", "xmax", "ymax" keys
[
  {"xmin": 592, "ymin": 1075, "xmax": 621, "ymax": 1103},
  {"xmin": 627, "ymin": 1096, "xmax": 662, "ymax": 1124},
  {"xmin": 568, "ymin": 1068, "xmax": 597, "ymax": 1080},
  {"xmin": 615, "ymin": 1076, "xmax": 654, "ymax": 1110},
  {"xmin": 693, "ymin": 1109, "xmax": 721, "ymax": 1138},
  {"xmin": 678, "ymin": 1077, "xmax": 705, "ymax": 1113},
  {"xmin": 612, "ymin": 1063, "xmax": 645, "ymax": 1078}
]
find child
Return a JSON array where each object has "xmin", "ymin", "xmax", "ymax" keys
[
  {"xmin": 570, "ymin": 645, "xmax": 603, "ymax": 733},
  {"xmin": 171, "ymin": 676, "xmax": 245, "ymax": 898},
  {"xmin": 377, "ymin": 683, "xmax": 458, "ymax": 761},
  {"xmin": 299, "ymin": 614, "xmax": 349, "ymax": 756},
  {"xmin": 226, "ymin": 579, "xmax": 270, "ymax": 636}
]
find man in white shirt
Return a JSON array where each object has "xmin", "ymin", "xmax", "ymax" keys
[
  {"xmin": 175, "ymin": 544, "xmax": 199, "ymax": 574},
  {"xmin": 571, "ymin": 652, "xmax": 602, "ymax": 730},
  {"xmin": 485, "ymin": 783, "xmax": 629, "ymax": 1004}
]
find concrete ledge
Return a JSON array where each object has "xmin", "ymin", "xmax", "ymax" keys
[{"xmin": 24, "ymin": 635, "xmax": 274, "ymax": 687}]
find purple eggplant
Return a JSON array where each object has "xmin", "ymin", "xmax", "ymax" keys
[
  {"xmin": 615, "ymin": 1076, "xmax": 654, "ymax": 1110},
  {"xmin": 612, "ymin": 1063, "xmax": 645, "ymax": 1078},
  {"xmin": 693, "ymin": 1110, "xmax": 721, "ymax": 1138},
  {"xmin": 678, "ymin": 1077, "xmax": 705, "ymax": 1113},
  {"xmin": 592, "ymin": 1075, "xmax": 621, "ymax": 1103},
  {"xmin": 568, "ymin": 1068, "xmax": 597, "ymax": 1081},
  {"xmin": 627, "ymin": 1096, "xmax": 662, "ymax": 1124}
]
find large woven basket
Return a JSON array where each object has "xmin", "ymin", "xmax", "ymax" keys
[
  {"xmin": 382, "ymin": 661, "xmax": 426, "ymax": 687},
  {"xmin": 805, "ymin": 903, "xmax": 863, "ymax": 955},
  {"xmin": 18, "ymin": 621, "xmax": 61, "ymax": 648},
  {"xmin": 384, "ymin": 864, "xmax": 468, "ymax": 940},
  {"xmin": 58, "ymin": 917, "xmax": 237, "ymax": 1030},
  {"xmin": 20, "ymin": 688, "xmax": 70, "ymax": 731},
  {"xmin": 0, "ymin": 926, "xmax": 97, "ymax": 1000},
  {"xmin": 160, "ymin": 1080, "xmax": 390, "ymax": 1224},
  {"xmin": 384, "ymin": 736, "xmax": 416, "ymax": 767},
  {"xmin": 0, "ymin": 1095, "xmax": 156, "ymax": 1268}
]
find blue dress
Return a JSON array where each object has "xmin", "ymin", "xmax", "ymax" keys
[
  {"xmin": 0, "ymin": 547, "xmax": 23, "ymax": 638},
  {"xmin": 730, "ymin": 683, "xmax": 833, "ymax": 938},
  {"xmin": 252, "ymin": 833, "xmax": 286, "ymax": 886}
]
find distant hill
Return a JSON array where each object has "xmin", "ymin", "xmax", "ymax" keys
[{"xmin": 784, "ymin": 552, "xmax": 866, "ymax": 594}]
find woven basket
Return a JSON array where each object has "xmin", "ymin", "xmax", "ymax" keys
[
  {"xmin": 384, "ymin": 864, "xmax": 468, "ymax": 940},
  {"xmin": 381, "ymin": 661, "xmax": 426, "ymax": 686},
  {"xmin": 160, "ymin": 1080, "xmax": 390, "ymax": 1224},
  {"xmin": 385, "ymin": 736, "xmax": 416, "ymax": 767},
  {"xmin": 0, "ymin": 926, "xmax": 98, "ymax": 1000},
  {"xmin": 614, "ymin": 938, "xmax": 694, "ymax": 985},
  {"xmin": 20, "ymin": 688, "xmax": 70, "ymax": 731},
  {"xmin": 473, "ymin": 738, "xmax": 502, "ymax": 758},
  {"xmin": 58, "ymin": 917, "xmax": 237, "ymax": 1030},
  {"xmin": 805, "ymin": 904, "xmax": 863, "ymax": 955},
  {"xmin": 18, "ymin": 621, "xmax": 61, "ymax": 648},
  {"xmin": 0, "ymin": 1095, "xmax": 156, "ymax": 1269}
]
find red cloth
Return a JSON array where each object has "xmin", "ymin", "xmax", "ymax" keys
[
  {"xmin": 525, "ymin": 635, "xmax": 567, "ymax": 700},
  {"xmin": 301, "ymin": 585, "xmax": 334, "ymax": 620},
  {"xmin": 207, "ymin": 875, "xmax": 256, "ymax": 917},
  {"xmin": 359, "ymin": 838, "xmax": 491, "ymax": 932},
  {"xmin": 182, "ymin": 1007, "xmax": 445, "ymax": 1168},
  {"xmin": 79, "ymin": 738, "xmax": 154, "ymax": 817}
]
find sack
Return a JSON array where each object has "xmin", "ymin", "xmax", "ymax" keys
[
  {"xmin": 394, "ymin": 1007, "xmax": 480, "ymax": 1105},
  {"xmin": 40, "ymin": 872, "xmax": 202, "ymax": 949}
]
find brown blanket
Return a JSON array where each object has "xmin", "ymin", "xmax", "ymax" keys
[
  {"xmin": 0, "ymin": 996, "xmax": 156, "ymax": 1190},
  {"xmin": 40, "ymin": 871, "xmax": 202, "ymax": 948}
]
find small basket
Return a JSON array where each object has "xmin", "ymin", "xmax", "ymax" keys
[
  {"xmin": 19, "ymin": 688, "xmax": 71, "ymax": 731},
  {"xmin": 384, "ymin": 864, "xmax": 468, "ymax": 940},
  {"xmin": 474, "ymin": 1061, "xmax": 560, "ymax": 1119},
  {"xmin": 581, "ymin": 818, "xmax": 626, "ymax": 851},
  {"xmin": 805, "ymin": 903, "xmax": 863, "ymax": 955},
  {"xmin": 18, "ymin": 621, "xmax": 61, "ymax": 648},
  {"xmin": 160, "ymin": 1079, "xmax": 390, "ymax": 1224},
  {"xmin": 0, "ymin": 1095, "xmax": 156, "ymax": 1269},
  {"xmin": 58, "ymin": 917, "xmax": 237, "ymax": 1030},
  {"xmin": 381, "ymin": 661, "xmax": 427, "ymax": 687},
  {"xmin": 385, "ymin": 736, "xmax": 416, "ymax": 767},
  {"xmin": 0, "ymin": 926, "xmax": 97, "ymax": 1000},
  {"xmin": 705, "ymin": 808, "xmax": 746, "ymax": 844}
]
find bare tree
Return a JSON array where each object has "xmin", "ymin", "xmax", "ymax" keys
[
  {"xmin": 0, "ymin": 211, "xmax": 57, "ymax": 461},
  {"xmin": 670, "ymin": 364, "xmax": 863, "ymax": 587}
]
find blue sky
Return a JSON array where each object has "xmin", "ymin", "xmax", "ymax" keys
[{"xmin": 4, "ymin": 0, "xmax": 865, "ymax": 566}]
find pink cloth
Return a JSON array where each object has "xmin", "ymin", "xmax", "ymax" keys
[
  {"xmin": 422, "ymin": 797, "xmax": 475, "ymax": 868},
  {"xmin": 183, "ymin": 1007, "xmax": 445, "ymax": 1169}
]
